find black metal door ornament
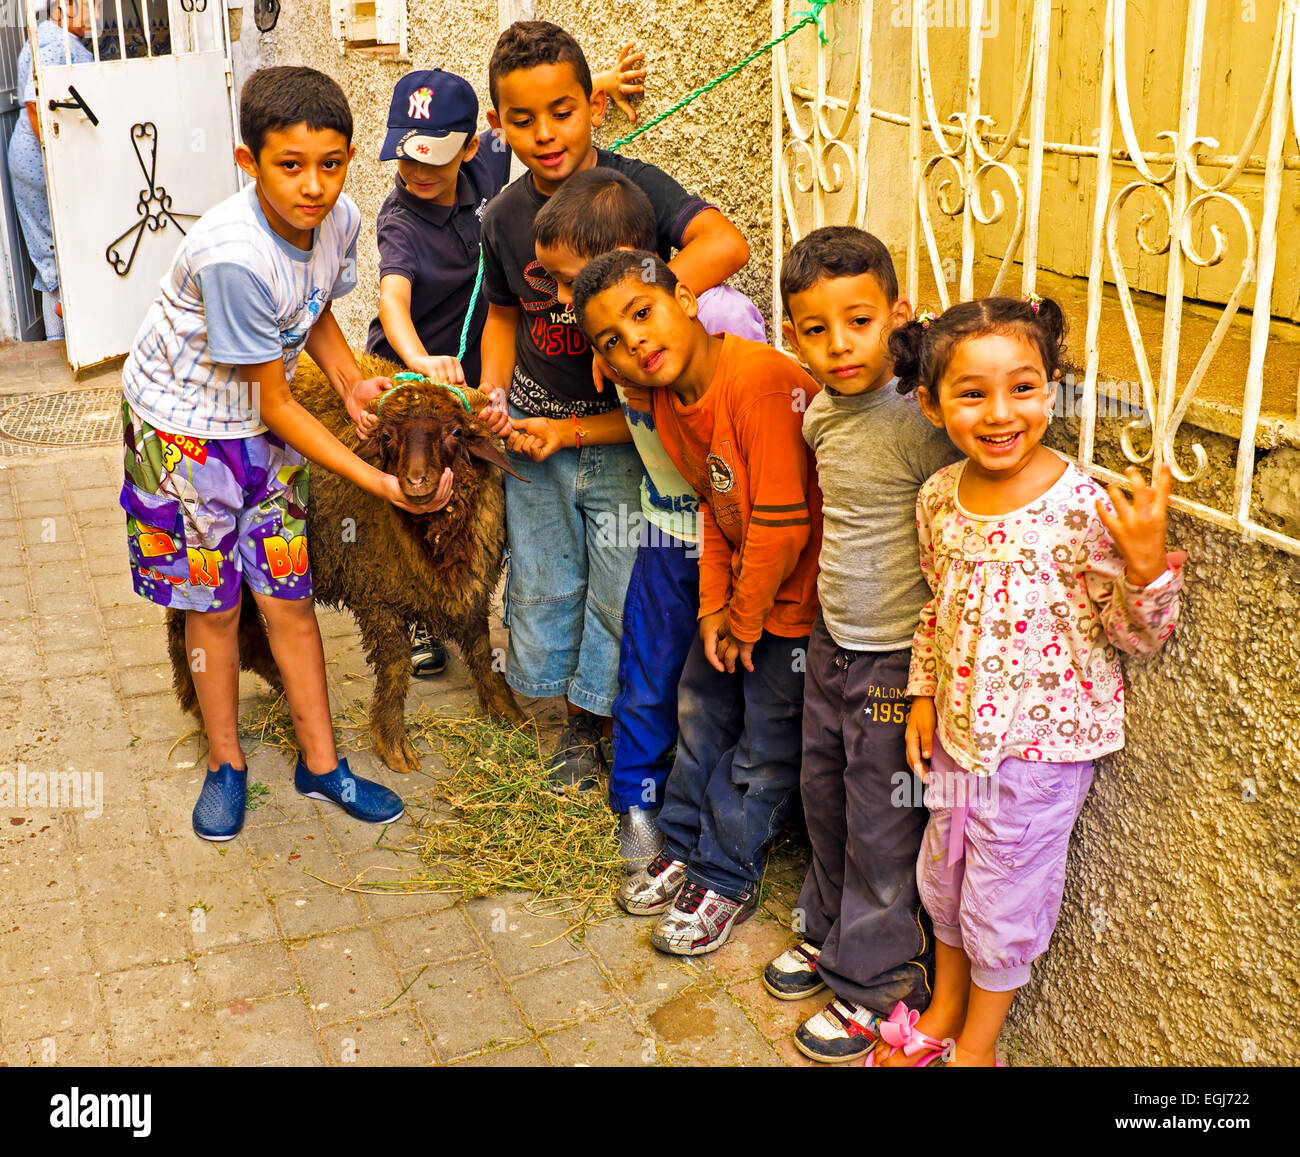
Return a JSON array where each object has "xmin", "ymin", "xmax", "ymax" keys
[{"xmin": 105, "ymin": 123, "xmax": 200, "ymax": 277}]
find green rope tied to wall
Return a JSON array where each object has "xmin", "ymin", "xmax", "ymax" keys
[
  {"xmin": 454, "ymin": 0, "xmax": 838, "ymax": 362},
  {"xmin": 606, "ymin": 0, "xmax": 835, "ymax": 153}
]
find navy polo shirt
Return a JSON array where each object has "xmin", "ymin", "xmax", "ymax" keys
[{"xmin": 365, "ymin": 129, "xmax": 511, "ymax": 387}]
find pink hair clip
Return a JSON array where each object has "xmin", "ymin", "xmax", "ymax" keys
[
  {"xmin": 1023, "ymin": 292, "xmax": 1042, "ymax": 314},
  {"xmin": 915, "ymin": 309, "xmax": 936, "ymax": 330}
]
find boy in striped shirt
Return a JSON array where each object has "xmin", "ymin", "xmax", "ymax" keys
[{"xmin": 120, "ymin": 68, "xmax": 502, "ymax": 842}]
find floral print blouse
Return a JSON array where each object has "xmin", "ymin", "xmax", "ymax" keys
[{"xmin": 907, "ymin": 456, "xmax": 1184, "ymax": 774}]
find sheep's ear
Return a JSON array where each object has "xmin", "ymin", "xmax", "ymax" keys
[
  {"xmin": 467, "ymin": 438, "xmax": 529, "ymax": 482},
  {"xmin": 354, "ymin": 436, "xmax": 383, "ymax": 464}
]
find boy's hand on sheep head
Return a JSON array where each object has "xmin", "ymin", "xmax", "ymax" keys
[
  {"xmin": 347, "ymin": 377, "xmax": 390, "ymax": 439},
  {"xmin": 410, "ymin": 355, "xmax": 466, "ymax": 387},
  {"xmin": 373, "ymin": 467, "xmax": 454, "ymax": 515},
  {"xmin": 477, "ymin": 403, "xmax": 511, "ymax": 439}
]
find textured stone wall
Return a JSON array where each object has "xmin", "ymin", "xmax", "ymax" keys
[
  {"xmin": 1016, "ymin": 419, "xmax": 1300, "ymax": 1066},
  {"xmin": 261, "ymin": 0, "xmax": 1299, "ymax": 1066}
]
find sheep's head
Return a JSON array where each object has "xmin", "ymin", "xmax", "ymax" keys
[{"xmin": 356, "ymin": 383, "xmax": 523, "ymax": 506}]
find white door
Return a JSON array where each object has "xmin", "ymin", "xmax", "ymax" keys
[{"xmin": 29, "ymin": 0, "xmax": 240, "ymax": 369}]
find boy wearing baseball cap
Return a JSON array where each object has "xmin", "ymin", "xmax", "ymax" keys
[{"xmin": 364, "ymin": 68, "xmax": 512, "ymax": 394}]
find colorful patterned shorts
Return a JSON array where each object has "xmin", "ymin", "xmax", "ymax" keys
[{"xmin": 119, "ymin": 400, "xmax": 313, "ymax": 613}]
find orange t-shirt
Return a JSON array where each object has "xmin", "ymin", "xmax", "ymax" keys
[{"xmin": 652, "ymin": 334, "xmax": 822, "ymax": 642}]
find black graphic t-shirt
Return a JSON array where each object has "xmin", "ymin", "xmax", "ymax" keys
[{"xmin": 479, "ymin": 149, "xmax": 710, "ymax": 417}]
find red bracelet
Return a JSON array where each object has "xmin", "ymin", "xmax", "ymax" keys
[{"xmin": 571, "ymin": 413, "xmax": 588, "ymax": 449}]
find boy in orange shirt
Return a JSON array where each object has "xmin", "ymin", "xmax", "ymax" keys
[{"xmin": 575, "ymin": 249, "xmax": 821, "ymax": 955}]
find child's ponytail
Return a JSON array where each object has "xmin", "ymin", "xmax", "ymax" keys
[
  {"xmin": 890, "ymin": 316, "xmax": 931, "ymax": 395},
  {"xmin": 1033, "ymin": 295, "xmax": 1068, "ymax": 364}
]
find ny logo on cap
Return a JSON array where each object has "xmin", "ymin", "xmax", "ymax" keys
[{"xmin": 408, "ymin": 87, "xmax": 433, "ymax": 119}]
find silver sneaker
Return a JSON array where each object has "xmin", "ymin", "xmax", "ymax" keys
[
  {"xmin": 650, "ymin": 880, "xmax": 756, "ymax": 956},
  {"xmin": 619, "ymin": 806, "xmax": 665, "ymax": 873},
  {"xmin": 617, "ymin": 852, "xmax": 686, "ymax": 916}
]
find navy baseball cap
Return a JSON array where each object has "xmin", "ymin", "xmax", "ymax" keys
[{"xmin": 380, "ymin": 69, "xmax": 478, "ymax": 164}]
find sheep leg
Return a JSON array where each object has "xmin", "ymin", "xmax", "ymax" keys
[
  {"xmin": 165, "ymin": 608, "xmax": 200, "ymax": 717},
  {"xmin": 356, "ymin": 612, "xmax": 422, "ymax": 774},
  {"xmin": 235, "ymin": 589, "xmax": 285, "ymax": 698},
  {"xmin": 452, "ymin": 610, "xmax": 524, "ymax": 724}
]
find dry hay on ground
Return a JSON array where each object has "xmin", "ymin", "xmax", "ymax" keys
[{"xmin": 186, "ymin": 697, "xmax": 624, "ymax": 938}]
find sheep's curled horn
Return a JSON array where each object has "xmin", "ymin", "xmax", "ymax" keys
[{"xmin": 354, "ymin": 377, "xmax": 529, "ymax": 482}]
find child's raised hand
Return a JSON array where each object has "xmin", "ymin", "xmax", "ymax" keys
[
  {"xmin": 905, "ymin": 697, "xmax": 937, "ymax": 782},
  {"xmin": 602, "ymin": 42, "xmax": 647, "ymax": 123},
  {"xmin": 1097, "ymin": 464, "xmax": 1173, "ymax": 588}
]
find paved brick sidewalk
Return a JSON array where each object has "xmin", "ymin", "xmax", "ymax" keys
[{"xmin": 0, "ymin": 351, "xmax": 843, "ymax": 1068}]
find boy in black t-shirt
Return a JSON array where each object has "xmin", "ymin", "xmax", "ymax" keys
[{"xmin": 480, "ymin": 20, "xmax": 749, "ymax": 788}]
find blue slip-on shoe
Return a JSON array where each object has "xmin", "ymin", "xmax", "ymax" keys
[
  {"xmin": 294, "ymin": 755, "xmax": 405, "ymax": 824},
  {"xmin": 192, "ymin": 762, "xmax": 247, "ymax": 842}
]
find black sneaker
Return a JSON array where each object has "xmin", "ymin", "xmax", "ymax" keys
[
  {"xmin": 546, "ymin": 714, "xmax": 607, "ymax": 792},
  {"xmin": 411, "ymin": 627, "xmax": 447, "ymax": 678},
  {"xmin": 762, "ymin": 940, "xmax": 826, "ymax": 1000},
  {"xmin": 794, "ymin": 997, "xmax": 883, "ymax": 1063}
]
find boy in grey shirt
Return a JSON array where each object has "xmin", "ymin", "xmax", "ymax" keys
[{"xmin": 763, "ymin": 227, "xmax": 961, "ymax": 1062}]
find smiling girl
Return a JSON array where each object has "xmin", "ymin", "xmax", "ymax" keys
[{"xmin": 869, "ymin": 295, "xmax": 1186, "ymax": 1067}]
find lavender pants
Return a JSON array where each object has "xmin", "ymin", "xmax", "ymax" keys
[{"xmin": 917, "ymin": 737, "xmax": 1094, "ymax": 992}]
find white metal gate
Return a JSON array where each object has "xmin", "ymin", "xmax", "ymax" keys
[
  {"xmin": 28, "ymin": 0, "xmax": 240, "ymax": 369},
  {"xmin": 773, "ymin": 0, "xmax": 1300, "ymax": 557}
]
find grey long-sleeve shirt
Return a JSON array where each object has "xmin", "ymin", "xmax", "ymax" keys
[{"xmin": 802, "ymin": 379, "xmax": 962, "ymax": 650}]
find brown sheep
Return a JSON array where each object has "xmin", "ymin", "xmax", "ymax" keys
[{"xmin": 165, "ymin": 351, "xmax": 524, "ymax": 774}]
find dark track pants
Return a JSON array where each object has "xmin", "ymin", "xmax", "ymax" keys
[{"xmin": 795, "ymin": 615, "xmax": 934, "ymax": 1014}]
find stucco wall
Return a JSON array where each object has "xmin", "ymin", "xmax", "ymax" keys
[
  {"xmin": 262, "ymin": 0, "xmax": 1298, "ymax": 1066},
  {"xmin": 1017, "ymin": 419, "xmax": 1300, "ymax": 1066}
]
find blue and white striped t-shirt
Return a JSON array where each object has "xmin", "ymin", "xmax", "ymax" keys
[{"xmin": 122, "ymin": 184, "xmax": 360, "ymax": 438}]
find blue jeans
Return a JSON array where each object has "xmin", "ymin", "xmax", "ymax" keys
[
  {"xmin": 503, "ymin": 406, "xmax": 643, "ymax": 716},
  {"xmin": 657, "ymin": 631, "xmax": 808, "ymax": 898},
  {"xmin": 609, "ymin": 529, "xmax": 700, "ymax": 813}
]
